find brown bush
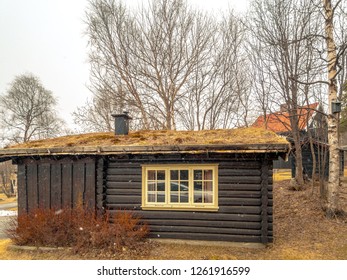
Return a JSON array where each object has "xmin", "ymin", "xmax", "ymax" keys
[{"xmin": 6, "ymin": 207, "xmax": 148, "ymax": 253}]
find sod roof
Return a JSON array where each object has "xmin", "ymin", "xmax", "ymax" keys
[
  {"xmin": 6, "ymin": 127, "xmax": 288, "ymax": 148},
  {"xmin": 0, "ymin": 127, "xmax": 289, "ymax": 158}
]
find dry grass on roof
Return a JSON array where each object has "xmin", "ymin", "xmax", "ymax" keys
[{"xmin": 6, "ymin": 127, "xmax": 288, "ymax": 149}]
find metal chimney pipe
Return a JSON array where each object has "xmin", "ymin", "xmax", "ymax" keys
[{"xmin": 111, "ymin": 111, "xmax": 132, "ymax": 135}]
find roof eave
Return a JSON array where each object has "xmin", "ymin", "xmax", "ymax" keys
[{"xmin": 0, "ymin": 143, "xmax": 290, "ymax": 159}]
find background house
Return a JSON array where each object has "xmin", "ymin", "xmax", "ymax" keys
[{"xmin": 252, "ymin": 103, "xmax": 330, "ymax": 178}]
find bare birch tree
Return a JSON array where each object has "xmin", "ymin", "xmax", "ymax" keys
[
  {"xmin": 322, "ymin": 0, "xmax": 344, "ymax": 216},
  {"xmin": 0, "ymin": 73, "xmax": 65, "ymax": 144}
]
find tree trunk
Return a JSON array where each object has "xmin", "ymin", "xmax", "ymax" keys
[
  {"xmin": 307, "ymin": 121, "xmax": 317, "ymax": 192},
  {"xmin": 293, "ymin": 132, "xmax": 305, "ymax": 187},
  {"xmin": 326, "ymin": 115, "xmax": 340, "ymax": 215},
  {"xmin": 290, "ymin": 100, "xmax": 305, "ymax": 188},
  {"xmin": 323, "ymin": 0, "xmax": 340, "ymax": 216}
]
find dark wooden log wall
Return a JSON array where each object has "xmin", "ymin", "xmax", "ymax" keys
[
  {"xmin": 15, "ymin": 152, "xmax": 275, "ymax": 243},
  {"xmin": 16, "ymin": 157, "xmax": 96, "ymax": 214},
  {"xmin": 104, "ymin": 153, "xmax": 274, "ymax": 243}
]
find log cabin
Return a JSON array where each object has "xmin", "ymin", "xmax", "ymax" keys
[{"xmin": 0, "ymin": 115, "xmax": 289, "ymax": 244}]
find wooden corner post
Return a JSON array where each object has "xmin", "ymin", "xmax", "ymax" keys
[{"xmin": 260, "ymin": 155, "xmax": 269, "ymax": 243}]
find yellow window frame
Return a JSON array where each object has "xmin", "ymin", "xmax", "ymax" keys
[{"xmin": 141, "ymin": 164, "xmax": 219, "ymax": 211}]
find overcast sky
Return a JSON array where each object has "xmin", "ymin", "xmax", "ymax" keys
[{"xmin": 0, "ymin": 0, "xmax": 249, "ymax": 130}]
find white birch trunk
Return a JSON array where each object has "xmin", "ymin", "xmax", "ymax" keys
[{"xmin": 323, "ymin": 0, "xmax": 341, "ymax": 216}]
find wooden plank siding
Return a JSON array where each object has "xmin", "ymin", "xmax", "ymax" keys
[
  {"xmin": 61, "ymin": 163, "xmax": 73, "ymax": 208},
  {"xmin": 96, "ymin": 158, "xmax": 106, "ymax": 214},
  {"xmin": 51, "ymin": 163, "xmax": 62, "ymax": 209},
  {"xmin": 17, "ymin": 164, "xmax": 27, "ymax": 215},
  {"xmin": 26, "ymin": 164, "xmax": 38, "ymax": 211},
  {"xmin": 16, "ymin": 157, "xmax": 96, "ymax": 212},
  {"xmin": 104, "ymin": 153, "xmax": 274, "ymax": 243}
]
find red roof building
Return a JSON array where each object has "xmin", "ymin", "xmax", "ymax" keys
[
  {"xmin": 252, "ymin": 102, "xmax": 320, "ymax": 134},
  {"xmin": 252, "ymin": 102, "xmax": 329, "ymax": 177}
]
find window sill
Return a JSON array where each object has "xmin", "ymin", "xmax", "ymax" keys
[{"xmin": 141, "ymin": 206, "xmax": 219, "ymax": 212}]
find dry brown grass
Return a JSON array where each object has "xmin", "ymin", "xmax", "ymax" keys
[
  {"xmin": 6, "ymin": 127, "xmax": 288, "ymax": 149},
  {"xmin": 0, "ymin": 193, "xmax": 17, "ymax": 205},
  {"xmin": 145, "ymin": 181, "xmax": 347, "ymax": 260},
  {"xmin": 0, "ymin": 239, "xmax": 75, "ymax": 260}
]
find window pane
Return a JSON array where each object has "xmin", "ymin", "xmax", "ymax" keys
[
  {"xmin": 157, "ymin": 170, "xmax": 165, "ymax": 180},
  {"xmin": 170, "ymin": 182, "xmax": 178, "ymax": 192},
  {"xmin": 204, "ymin": 192, "xmax": 213, "ymax": 203},
  {"xmin": 157, "ymin": 182, "xmax": 165, "ymax": 191},
  {"xmin": 148, "ymin": 193, "xmax": 155, "ymax": 202},
  {"xmin": 147, "ymin": 170, "xmax": 155, "ymax": 180},
  {"xmin": 194, "ymin": 170, "xmax": 202, "ymax": 180},
  {"xmin": 180, "ymin": 192, "xmax": 189, "ymax": 203},
  {"xmin": 194, "ymin": 193, "xmax": 202, "ymax": 203},
  {"xmin": 157, "ymin": 193, "xmax": 165, "ymax": 203},
  {"xmin": 203, "ymin": 181, "xmax": 213, "ymax": 192},
  {"xmin": 170, "ymin": 170, "xmax": 178, "ymax": 180},
  {"xmin": 194, "ymin": 181, "xmax": 202, "ymax": 191},
  {"xmin": 147, "ymin": 182, "xmax": 156, "ymax": 191},
  {"xmin": 180, "ymin": 170, "xmax": 188, "ymax": 180},
  {"xmin": 180, "ymin": 181, "xmax": 189, "ymax": 192},
  {"xmin": 204, "ymin": 170, "xmax": 213, "ymax": 180},
  {"xmin": 170, "ymin": 193, "xmax": 179, "ymax": 203}
]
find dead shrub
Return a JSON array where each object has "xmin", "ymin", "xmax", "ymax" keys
[{"xmin": 6, "ymin": 207, "xmax": 148, "ymax": 254}]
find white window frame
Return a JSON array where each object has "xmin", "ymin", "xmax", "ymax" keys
[{"xmin": 141, "ymin": 164, "xmax": 219, "ymax": 211}]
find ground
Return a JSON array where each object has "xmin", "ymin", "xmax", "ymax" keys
[
  {"xmin": 0, "ymin": 178, "xmax": 346, "ymax": 260},
  {"xmin": 0, "ymin": 193, "xmax": 16, "ymax": 206}
]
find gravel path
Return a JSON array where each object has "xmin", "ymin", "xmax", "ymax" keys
[{"xmin": 0, "ymin": 202, "xmax": 17, "ymax": 210}]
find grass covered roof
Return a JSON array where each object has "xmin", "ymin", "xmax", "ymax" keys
[
  {"xmin": 7, "ymin": 127, "xmax": 288, "ymax": 149},
  {"xmin": 0, "ymin": 127, "xmax": 289, "ymax": 158}
]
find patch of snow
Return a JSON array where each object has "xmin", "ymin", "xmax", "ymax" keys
[{"xmin": 0, "ymin": 210, "xmax": 17, "ymax": 217}]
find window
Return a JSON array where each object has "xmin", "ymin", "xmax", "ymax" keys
[{"xmin": 142, "ymin": 164, "xmax": 218, "ymax": 211}]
